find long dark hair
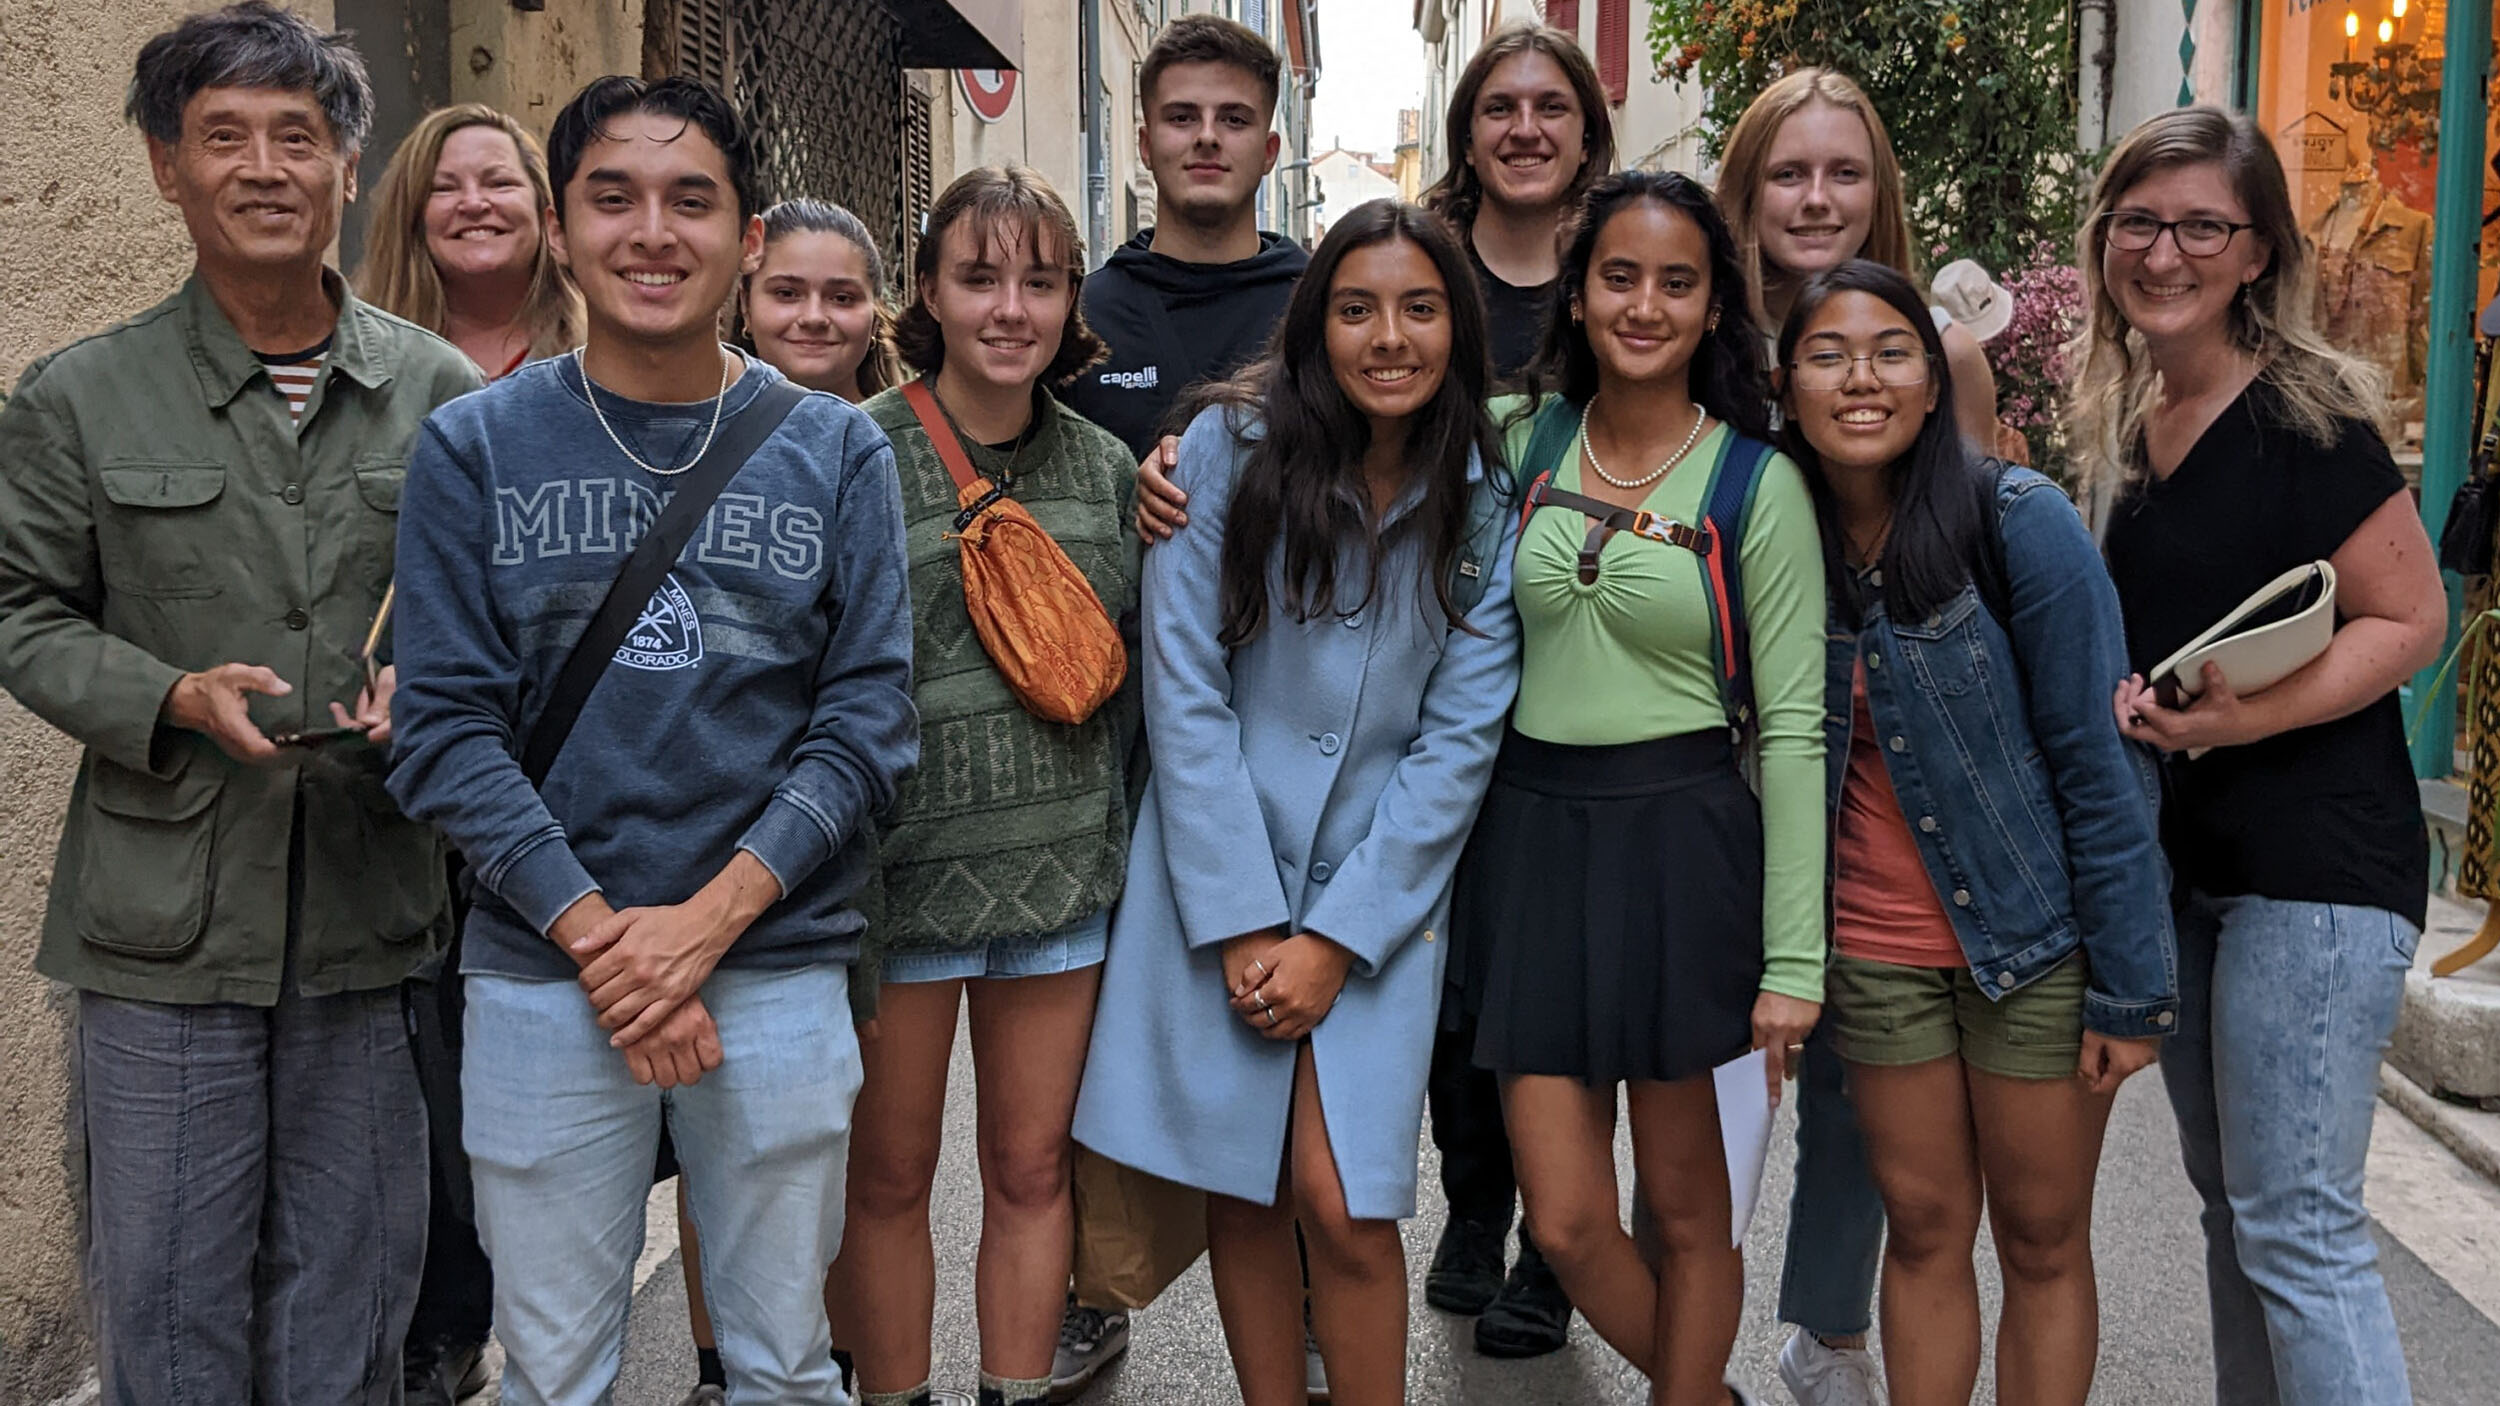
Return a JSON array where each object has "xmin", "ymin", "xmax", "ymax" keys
[
  {"xmin": 1776, "ymin": 260, "xmax": 1998, "ymax": 628},
  {"xmin": 1418, "ymin": 23, "xmax": 1616, "ymax": 236},
  {"xmin": 1187, "ymin": 199, "xmax": 1498, "ymax": 647},
  {"xmin": 1517, "ymin": 170, "xmax": 1772, "ymax": 440}
]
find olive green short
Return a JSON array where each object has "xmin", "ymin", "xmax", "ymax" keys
[{"xmin": 1824, "ymin": 951, "xmax": 2088, "ymax": 1081}]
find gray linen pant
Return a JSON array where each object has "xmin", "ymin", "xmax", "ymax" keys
[{"xmin": 77, "ymin": 983, "xmax": 429, "ymax": 1406}]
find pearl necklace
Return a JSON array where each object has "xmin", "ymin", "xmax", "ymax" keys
[
  {"xmin": 575, "ymin": 345, "xmax": 734, "ymax": 477},
  {"xmin": 1582, "ymin": 399, "xmax": 1707, "ymax": 490}
]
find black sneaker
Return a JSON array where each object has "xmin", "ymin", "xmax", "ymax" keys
[
  {"xmin": 1424, "ymin": 1215, "xmax": 1509, "ymax": 1315},
  {"xmin": 1472, "ymin": 1238, "xmax": 1572, "ymax": 1358},
  {"xmin": 402, "ymin": 1337, "xmax": 491, "ymax": 1405},
  {"xmin": 1048, "ymin": 1296, "xmax": 1131, "ymax": 1402}
]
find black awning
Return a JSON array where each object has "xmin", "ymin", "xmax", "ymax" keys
[{"xmin": 885, "ymin": 0, "xmax": 1019, "ymax": 70}]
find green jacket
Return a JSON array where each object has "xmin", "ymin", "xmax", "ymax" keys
[{"xmin": 0, "ymin": 271, "xmax": 483, "ymax": 1005}]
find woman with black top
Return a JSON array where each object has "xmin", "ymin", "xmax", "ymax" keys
[{"xmin": 2077, "ymin": 107, "xmax": 2444, "ymax": 1405}]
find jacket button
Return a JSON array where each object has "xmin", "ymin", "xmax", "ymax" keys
[
  {"xmin": 1868, "ymin": 569, "xmax": 1884, "ymax": 587},
  {"xmin": 1997, "ymin": 970, "xmax": 2016, "ymax": 989},
  {"xmin": 281, "ymin": 482, "xmax": 304, "ymax": 505},
  {"xmin": 2156, "ymin": 1011, "xmax": 2176, "ymax": 1028},
  {"xmin": 1952, "ymin": 888, "xmax": 1971, "ymax": 907},
  {"xmin": 1344, "ymin": 613, "xmax": 1363, "ymax": 628},
  {"xmin": 1867, "ymin": 651, "xmax": 1882, "ymax": 670},
  {"xmin": 1319, "ymin": 733, "xmax": 1342, "ymax": 755},
  {"xmin": 1918, "ymin": 815, "xmax": 1937, "ymax": 833},
  {"xmin": 1310, "ymin": 861, "xmax": 1334, "ymax": 882},
  {"xmin": 284, "ymin": 608, "xmax": 309, "ymax": 631},
  {"xmin": 1888, "ymin": 736, "xmax": 1906, "ymax": 753},
  {"xmin": 1424, "ymin": 928, "xmax": 1436, "ymax": 943}
]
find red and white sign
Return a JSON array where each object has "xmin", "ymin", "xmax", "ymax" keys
[{"xmin": 959, "ymin": 68, "xmax": 1017, "ymax": 124}]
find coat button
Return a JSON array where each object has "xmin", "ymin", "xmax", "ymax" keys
[
  {"xmin": 1952, "ymin": 888, "xmax": 1971, "ymax": 907},
  {"xmin": 281, "ymin": 482, "xmax": 304, "ymax": 505},
  {"xmin": 1310, "ymin": 861, "xmax": 1334, "ymax": 882},
  {"xmin": 1918, "ymin": 815, "xmax": 1937, "ymax": 833},
  {"xmin": 1344, "ymin": 613, "xmax": 1363, "ymax": 628},
  {"xmin": 1319, "ymin": 733, "xmax": 1342, "ymax": 755},
  {"xmin": 1997, "ymin": 970, "xmax": 2016, "ymax": 989},
  {"xmin": 284, "ymin": 608, "xmax": 309, "ymax": 630},
  {"xmin": 1424, "ymin": 928, "xmax": 1436, "ymax": 943},
  {"xmin": 1888, "ymin": 736, "xmax": 1907, "ymax": 753}
]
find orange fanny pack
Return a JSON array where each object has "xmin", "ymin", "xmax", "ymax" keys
[{"xmin": 902, "ymin": 379, "xmax": 1126, "ymax": 725}]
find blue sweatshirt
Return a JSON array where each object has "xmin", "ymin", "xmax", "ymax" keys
[{"xmin": 387, "ymin": 354, "xmax": 918, "ymax": 981}]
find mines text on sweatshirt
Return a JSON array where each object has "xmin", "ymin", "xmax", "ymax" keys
[
  {"xmin": 387, "ymin": 354, "xmax": 918, "ymax": 981},
  {"xmin": 1058, "ymin": 228, "xmax": 1307, "ymax": 458}
]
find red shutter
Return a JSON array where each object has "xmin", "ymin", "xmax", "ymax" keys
[
  {"xmin": 1596, "ymin": 0, "xmax": 1629, "ymax": 105},
  {"xmin": 1547, "ymin": 0, "xmax": 1581, "ymax": 36}
]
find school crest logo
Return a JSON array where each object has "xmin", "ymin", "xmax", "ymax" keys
[{"xmin": 614, "ymin": 574, "xmax": 702, "ymax": 671}]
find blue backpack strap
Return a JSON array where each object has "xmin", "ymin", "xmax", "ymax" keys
[
  {"xmin": 1508, "ymin": 397, "xmax": 1584, "ymax": 526},
  {"xmin": 1697, "ymin": 432, "xmax": 1776, "ymax": 743}
]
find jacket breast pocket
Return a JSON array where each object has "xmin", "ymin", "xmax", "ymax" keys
[
  {"xmin": 1890, "ymin": 591, "xmax": 1988, "ymax": 698},
  {"xmin": 96, "ymin": 463, "xmax": 228, "ymax": 600},
  {"xmin": 354, "ymin": 455, "xmax": 406, "ymax": 574},
  {"xmin": 74, "ymin": 751, "xmax": 226, "ymax": 957}
]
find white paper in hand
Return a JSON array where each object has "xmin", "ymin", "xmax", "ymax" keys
[{"xmin": 1713, "ymin": 1047, "xmax": 1775, "ymax": 1247}]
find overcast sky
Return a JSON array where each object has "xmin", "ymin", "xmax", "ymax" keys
[{"xmin": 1308, "ymin": 2, "xmax": 1428, "ymax": 157}]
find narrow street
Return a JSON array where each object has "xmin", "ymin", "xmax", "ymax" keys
[{"xmin": 565, "ymin": 1026, "xmax": 2500, "ymax": 1405}]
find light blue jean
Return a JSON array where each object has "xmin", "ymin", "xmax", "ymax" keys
[
  {"xmin": 463, "ymin": 963, "xmax": 862, "ymax": 1406},
  {"xmin": 2162, "ymin": 892, "xmax": 2417, "ymax": 1406},
  {"xmin": 879, "ymin": 907, "xmax": 1110, "ymax": 984}
]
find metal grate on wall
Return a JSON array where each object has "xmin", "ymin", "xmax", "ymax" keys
[{"xmin": 653, "ymin": 0, "xmax": 925, "ymax": 270}]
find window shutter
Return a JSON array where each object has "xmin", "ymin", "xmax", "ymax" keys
[
  {"xmin": 1596, "ymin": 0, "xmax": 1628, "ymax": 105},
  {"xmin": 1547, "ymin": 0, "xmax": 1581, "ymax": 36}
]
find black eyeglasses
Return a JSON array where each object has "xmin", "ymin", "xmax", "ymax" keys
[{"xmin": 2101, "ymin": 211, "xmax": 2255, "ymax": 257}]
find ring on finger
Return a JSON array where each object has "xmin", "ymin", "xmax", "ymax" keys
[
  {"xmin": 1264, "ymin": 1006, "xmax": 1280, "ymax": 1027},
  {"xmin": 1254, "ymin": 993, "xmax": 1273, "ymax": 1015},
  {"xmin": 1250, "ymin": 958, "xmax": 1269, "ymax": 980}
]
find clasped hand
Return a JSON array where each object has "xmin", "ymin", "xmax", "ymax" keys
[
  {"xmin": 2114, "ymin": 665, "xmax": 2261, "ymax": 754},
  {"xmin": 1222, "ymin": 928, "xmax": 1354, "ymax": 1042}
]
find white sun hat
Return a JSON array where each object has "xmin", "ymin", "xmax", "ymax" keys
[{"xmin": 1930, "ymin": 258, "xmax": 2016, "ymax": 343}]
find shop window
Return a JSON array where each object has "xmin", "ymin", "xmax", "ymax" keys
[{"xmin": 2253, "ymin": 0, "xmax": 2482, "ymax": 450}]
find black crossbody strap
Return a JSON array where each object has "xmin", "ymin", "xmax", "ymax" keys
[{"xmin": 520, "ymin": 377, "xmax": 808, "ymax": 787}]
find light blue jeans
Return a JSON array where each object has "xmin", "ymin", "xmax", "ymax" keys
[
  {"xmin": 463, "ymin": 963, "xmax": 862, "ymax": 1406},
  {"xmin": 2162, "ymin": 892, "xmax": 2417, "ymax": 1406}
]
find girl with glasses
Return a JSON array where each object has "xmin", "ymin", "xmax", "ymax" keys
[
  {"xmin": 1777, "ymin": 259, "xmax": 2173, "ymax": 1406},
  {"xmin": 2080, "ymin": 107, "xmax": 2444, "ymax": 1406}
]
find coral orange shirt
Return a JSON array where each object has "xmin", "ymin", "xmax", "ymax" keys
[{"xmin": 1834, "ymin": 660, "xmax": 1967, "ymax": 968}]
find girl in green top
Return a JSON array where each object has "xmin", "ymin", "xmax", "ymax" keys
[
  {"xmin": 839, "ymin": 167, "xmax": 1141, "ymax": 1406},
  {"xmin": 1454, "ymin": 169, "xmax": 1826, "ymax": 1406}
]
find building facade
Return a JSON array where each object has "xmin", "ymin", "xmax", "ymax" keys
[{"xmin": 1416, "ymin": 1, "xmax": 1709, "ymax": 185}]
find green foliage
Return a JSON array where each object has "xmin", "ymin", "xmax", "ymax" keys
[{"xmin": 1649, "ymin": 0, "xmax": 2080, "ymax": 274}]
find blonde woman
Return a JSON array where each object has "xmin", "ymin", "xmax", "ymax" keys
[
  {"xmin": 357, "ymin": 102, "xmax": 582, "ymax": 378},
  {"xmin": 2082, "ymin": 107, "xmax": 2442, "ymax": 1406},
  {"xmin": 1713, "ymin": 69, "xmax": 1998, "ymax": 452},
  {"xmin": 360, "ymin": 101, "xmax": 580, "ymax": 1405}
]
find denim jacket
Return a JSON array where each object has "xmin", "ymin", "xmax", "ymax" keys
[{"xmin": 1824, "ymin": 468, "xmax": 2177, "ymax": 1038}]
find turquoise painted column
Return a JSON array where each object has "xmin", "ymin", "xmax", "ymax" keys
[{"xmin": 2411, "ymin": 3, "xmax": 2495, "ymax": 777}]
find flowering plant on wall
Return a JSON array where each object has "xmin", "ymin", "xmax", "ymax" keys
[{"xmin": 1984, "ymin": 243, "xmax": 2084, "ymax": 484}]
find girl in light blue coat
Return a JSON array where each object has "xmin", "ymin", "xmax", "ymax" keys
[{"xmin": 1072, "ymin": 200, "xmax": 1521, "ymax": 1406}]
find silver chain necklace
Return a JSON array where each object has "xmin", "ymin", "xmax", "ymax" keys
[
  {"xmin": 574, "ymin": 345, "xmax": 733, "ymax": 477},
  {"xmin": 1581, "ymin": 397, "xmax": 1707, "ymax": 490}
]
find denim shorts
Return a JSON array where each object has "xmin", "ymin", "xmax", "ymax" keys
[
  {"xmin": 1825, "ymin": 951, "xmax": 2088, "ymax": 1080},
  {"xmin": 880, "ymin": 907, "xmax": 1112, "ymax": 984}
]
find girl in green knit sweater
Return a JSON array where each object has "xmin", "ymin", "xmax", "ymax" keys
[{"xmin": 837, "ymin": 167, "xmax": 1140, "ymax": 1406}]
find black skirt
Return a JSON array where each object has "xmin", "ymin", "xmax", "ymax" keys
[{"xmin": 1455, "ymin": 728, "xmax": 1765, "ymax": 1085}]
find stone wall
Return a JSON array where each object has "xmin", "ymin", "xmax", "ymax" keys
[
  {"xmin": 0, "ymin": 3, "xmax": 330, "ymax": 1399},
  {"xmin": 448, "ymin": 0, "xmax": 643, "ymax": 138}
]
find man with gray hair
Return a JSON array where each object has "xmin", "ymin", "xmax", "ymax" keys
[{"xmin": 0, "ymin": 4, "xmax": 480, "ymax": 1400}]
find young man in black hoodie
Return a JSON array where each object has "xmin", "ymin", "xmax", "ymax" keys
[
  {"xmin": 1058, "ymin": 14, "xmax": 1305, "ymax": 463},
  {"xmin": 1052, "ymin": 16, "xmax": 1310, "ymax": 1402}
]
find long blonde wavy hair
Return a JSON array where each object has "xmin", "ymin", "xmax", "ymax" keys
[
  {"xmin": 2068, "ymin": 106, "xmax": 2389, "ymax": 488},
  {"xmin": 1713, "ymin": 68, "xmax": 1916, "ymax": 329},
  {"xmin": 355, "ymin": 104, "xmax": 582, "ymax": 358}
]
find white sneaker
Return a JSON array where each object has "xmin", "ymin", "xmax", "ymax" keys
[
  {"xmin": 1304, "ymin": 1321, "xmax": 1331, "ymax": 1401},
  {"xmin": 1777, "ymin": 1329, "xmax": 1885, "ymax": 1406}
]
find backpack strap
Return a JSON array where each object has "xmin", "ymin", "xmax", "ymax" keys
[
  {"xmin": 1508, "ymin": 397, "xmax": 1584, "ymax": 529},
  {"xmin": 1696, "ymin": 433, "xmax": 1776, "ymax": 744}
]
